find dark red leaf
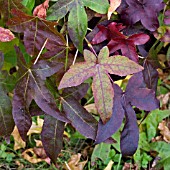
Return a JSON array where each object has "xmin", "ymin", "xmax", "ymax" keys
[
  {"xmin": 41, "ymin": 115, "xmax": 65, "ymax": 163},
  {"xmin": 120, "ymin": 103, "xmax": 139, "ymax": 156},
  {"xmin": 7, "ymin": 9, "xmax": 66, "ymax": 57},
  {"xmin": 92, "ymin": 22, "xmax": 149, "ymax": 62}
]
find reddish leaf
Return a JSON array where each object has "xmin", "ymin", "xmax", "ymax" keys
[
  {"xmin": 119, "ymin": 0, "xmax": 164, "ymax": 31},
  {"xmin": 61, "ymin": 96, "xmax": 97, "ymax": 139},
  {"xmin": 92, "ymin": 22, "xmax": 150, "ymax": 62},
  {"xmin": 7, "ymin": 9, "xmax": 66, "ymax": 57},
  {"xmin": 33, "ymin": 0, "xmax": 49, "ymax": 19},
  {"xmin": 41, "ymin": 115, "xmax": 65, "ymax": 164},
  {"xmin": 125, "ymin": 72, "xmax": 159, "ymax": 111},
  {"xmin": 0, "ymin": 0, "xmax": 27, "ymax": 22},
  {"xmin": 0, "ymin": 27, "xmax": 15, "ymax": 42},
  {"xmin": 120, "ymin": 103, "xmax": 139, "ymax": 156},
  {"xmin": 59, "ymin": 46, "xmax": 143, "ymax": 123},
  {"xmin": 95, "ymin": 84, "xmax": 124, "ymax": 143}
]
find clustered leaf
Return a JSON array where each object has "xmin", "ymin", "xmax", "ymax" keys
[
  {"xmin": 0, "ymin": 0, "xmax": 165, "ymax": 163},
  {"xmin": 12, "ymin": 47, "xmax": 68, "ymax": 141},
  {"xmin": 96, "ymin": 71, "xmax": 159, "ymax": 155},
  {"xmin": 59, "ymin": 46, "xmax": 143, "ymax": 123}
]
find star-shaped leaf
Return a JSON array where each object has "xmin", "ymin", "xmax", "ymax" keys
[
  {"xmin": 47, "ymin": 0, "xmax": 109, "ymax": 52},
  {"xmin": 12, "ymin": 47, "xmax": 68, "ymax": 141},
  {"xmin": 59, "ymin": 46, "xmax": 143, "ymax": 123},
  {"xmin": 7, "ymin": 9, "xmax": 66, "ymax": 57},
  {"xmin": 92, "ymin": 22, "xmax": 150, "ymax": 62},
  {"xmin": 119, "ymin": 0, "xmax": 165, "ymax": 31}
]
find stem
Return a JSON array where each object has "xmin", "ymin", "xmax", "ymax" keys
[
  {"xmin": 65, "ymin": 34, "xmax": 69, "ymax": 71},
  {"xmin": 84, "ymin": 37, "xmax": 97, "ymax": 57},
  {"xmin": 117, "ymin": 154, "xmax": 122, "ymax": 170},
  {"xmin": 72, "ymin": 49, "xmax": 78, "ymax": 65},
  {"xmin": 34, "ymin": 38, "xmax": 48, "ymax": 65}
]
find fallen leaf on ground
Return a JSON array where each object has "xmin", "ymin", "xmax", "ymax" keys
[
  {"xmin": 158, "ymin": 120, "xmax": 170, "ymax": 143},
  {"xmin": 108, "ymin": 0, "xmax": 121, "ymax": 20},
  {"xmin": 63, "ymin": 153, "xmax": 87, "ymax": 170},
  {"xmin": 27, "ymin": 117, "xmax": 44, "ymax": 136},
  {"xmin": 11, "ymin": 126, "xmax": 26, "ymax": 150},
  {"xmin": 22, "ymin": 148, "xmax": 44, "ymax": 164}
]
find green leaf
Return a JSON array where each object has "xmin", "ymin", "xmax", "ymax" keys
[
  {"xmin": 47, "ymin": 0, "xmax": 109, "ymax": 52},
  {"xmin": 82, "ymin": 0, "xmax": 109, "ymax": 14},
  {"xmin": 91, "ymin": 143, "xmax": 111, "ymax": 164},
  {"xmin": 22, "ymin": 0, "xmax": 35, "ymax": 12},
  {"xmin": 68, "ymin": 2, "xmax": 87, "ymax": 52},
  {"xmin": 59, "ymin": 46, "xmax": 143, "ymax": 123},
  {"xmin": 142, "ymin": 109, "xmax": 170, "ymax": 141},
  {"xmin": 150, "ymin": 142, "xmax": 170, "ymax": 170}
]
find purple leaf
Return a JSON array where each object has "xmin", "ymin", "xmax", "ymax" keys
[
  {"xmin": 61, "ymin": 96, "xmax": 97, "ymax": 139},
  {"xmin": 125, "ymin": 72, "xmax": 159, "ymax": 111},
  {"xmin": 119, "ymin": 0, "xmax": 164, "ymax": 31},
  {"xmin": 41, "ymin": 115, "xmax": 65, "ymax": 164},
  {"xmin": 95, "ymin": 84, "xmax": 124, "ymax": 143},
  {"xmin": 12, "ymin": 77, "xmax": 33, "ymax": 141},
  {"xmin": 0, "ymin": 85, "xmax": 15, "ymax": 138},
  {"xmin": 120, "ymin": 103, "xmax": 139, "ymax": 156},
  {"xmin": 143, "ymin": 60, "xmax": 159, "ymax": 91},
  {"xmin": 63, "ymin": 83, "xmax": 89, "ymax": 101}
]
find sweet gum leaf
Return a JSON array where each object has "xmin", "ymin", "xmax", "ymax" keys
[
  {"xmin": 119, "ymin": 0, "xmax": 164, "ymax": 31},
  {"xmin": 92, "ymin": 22, "xmax": 150, "ymax": 62},
  {"xmin": 125, "ymin": 72, "xmax": 159, "ymax": 111},
  {"xmin": 59, "ymin": 46, "xmax": 143, "ymax": 123},
  {"xmin": 7, "ymin": 9, "xmax": 66, "ymax": 57},
  {"xmin": 41, "ymin": 115, "xmax": 65, "ymax": 164},
  {"xmin": 61, "ymin": 96, "xmax": 97, "ymax": 139},
  {"xmin": 120, "ymin": 103, "xmax": 139, "ymax": 156}
]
